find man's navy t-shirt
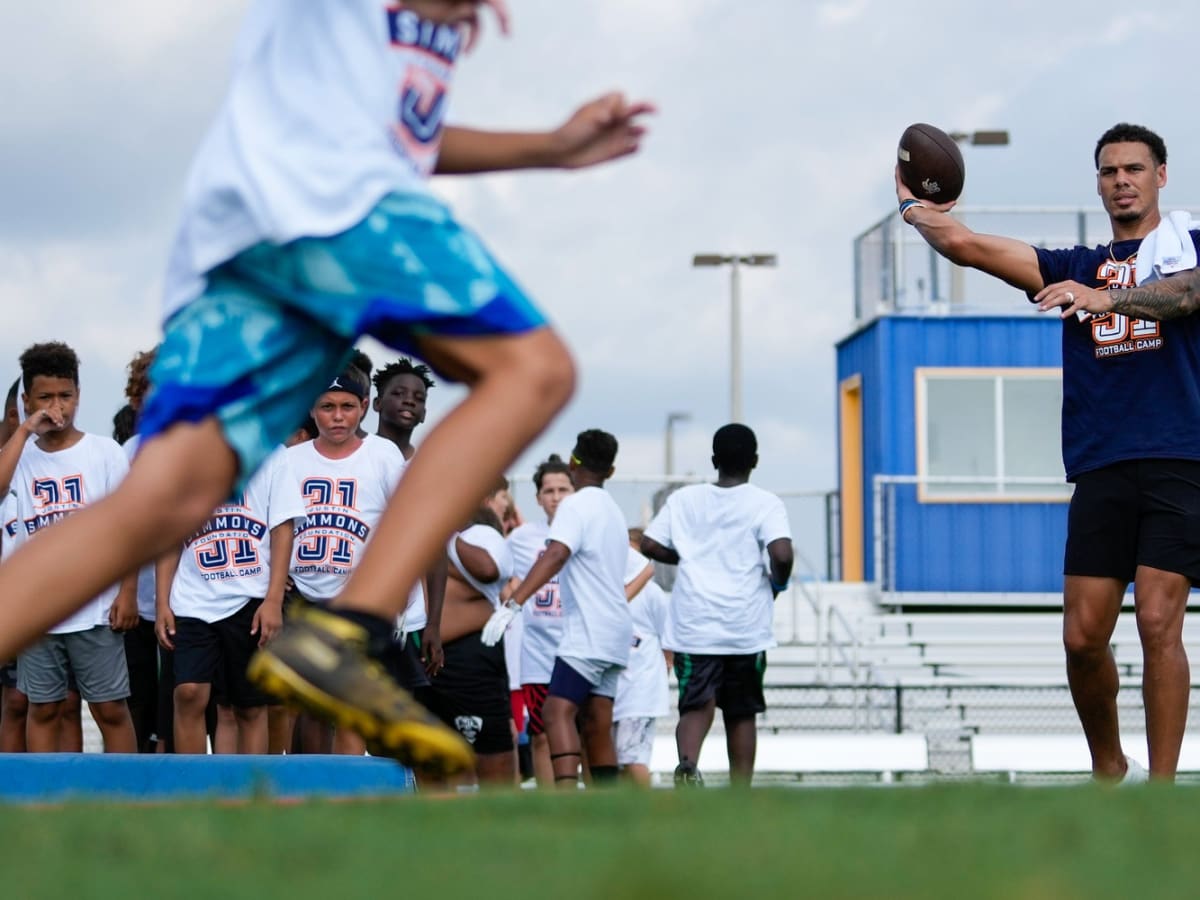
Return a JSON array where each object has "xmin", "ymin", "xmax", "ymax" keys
[{"xmin": 1034, "ymin": 233, "xmax": 1200, "ymax": 480}]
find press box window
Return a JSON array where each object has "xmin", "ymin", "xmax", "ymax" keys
[{"xmin": 916, "ymin": 368, "xmax": 1069, "ymax": 501}]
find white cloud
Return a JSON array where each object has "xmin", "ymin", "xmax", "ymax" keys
[
  {"xmin": 817, "ymin": 0, "xmax": 871, "ymax": 26},
  {"xmin": 8, "ymin": 0, "xmax": 1200, "ymax": 553}
]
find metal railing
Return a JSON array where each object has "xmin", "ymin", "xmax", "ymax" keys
[
  {"xmin": 871, "ymin": 474, "xmax": 1072, "ymax": 600},
  {"xmin": 854, "ymin": 205, "xmax": 1200, "ymax": 323}
]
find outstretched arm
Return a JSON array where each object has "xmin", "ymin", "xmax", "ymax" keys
[
  {"xmin": 625, "ymin": 561, "xmax": 654, "ymax": 601},
  {"xmin": 895, "ymin": 167, "xmax": 1044, "ymax": 294},
  {"xmin": 1036, "ymin": 270, "xmax": 1200, "ymax": 321},
  {"xmin": 435, "ymin": 93, "xmax": 654, "ymax": 175}
]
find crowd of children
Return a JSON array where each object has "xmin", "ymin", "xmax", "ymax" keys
[{"xmin": 0, "ymin": 339, "xmax": 791, "ymax": 788}]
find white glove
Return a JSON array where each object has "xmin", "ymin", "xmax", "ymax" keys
[{"xmin": 481, "ymin": 600, "xmax": 518, "ymax": 647}]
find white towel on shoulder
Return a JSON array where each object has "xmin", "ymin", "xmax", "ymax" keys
[{"xmin": 1134, "ymin": 210, "xmax": 1197, "ymax": 284}]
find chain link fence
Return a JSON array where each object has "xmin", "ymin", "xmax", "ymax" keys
[
  {"xmin": 853, "ymin": 206, "xmax": 1200, "ymax": 323},
  {"xmin": 652, "ymin": 680, "xmax": 1200, "ymax": 778},
  {"xmin": 507, "ymin": 474, "xmax": 837, "ymax": 582}
]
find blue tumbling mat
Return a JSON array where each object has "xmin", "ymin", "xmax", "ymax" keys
[{"xmin": 0, "ymin": 754, "xmax": 415, "ymax": 804}]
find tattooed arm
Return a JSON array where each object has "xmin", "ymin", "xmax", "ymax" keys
[{"xmin": 1036, "ymin": 271, "xmax": 1200, "ymax": 321}]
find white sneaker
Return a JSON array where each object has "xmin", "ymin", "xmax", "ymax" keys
[{"xmin": 1119, "ymin": 755, "xmax": 1148, "ymax": 786}]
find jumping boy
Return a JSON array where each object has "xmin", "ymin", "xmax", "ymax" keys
[{"xmin": 0, "ymin": 2, "xmax": 650, "ymax": 774}]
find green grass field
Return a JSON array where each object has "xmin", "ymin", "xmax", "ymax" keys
[{"xmin": 5, "ymin": 784, "xmax": 1199, "ymax": 899}]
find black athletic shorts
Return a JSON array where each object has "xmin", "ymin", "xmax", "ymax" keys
[
  {"xmin": 1065, "ymin": 459, "xmax": 1200, "ymax": 585},
  {"xmin": 674, "ymin": 651, "xmax": 767, "ymax": 718},
  {"xmin": 173, "ymin": 599, "xmax": 270, "ymax": 709},
  {"xmin": 0, "ymin": 661, "xmax": 17, "ymax": 690},
  {"xmin": 426, "ymin": 632, "xmax": 512, "ymax": 755},
  {"xmin": 381, "ymin": 630, "xmax": 431, "ymax": 691}
]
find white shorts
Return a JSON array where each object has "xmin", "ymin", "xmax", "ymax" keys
[{"xmin": 613, "ymin": 716, "xmax": 657, "ymax": 767}]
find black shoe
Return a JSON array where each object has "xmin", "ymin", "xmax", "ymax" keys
[
  {"xmin": 247, "ymin": 606, "xmax": 474, "ymax": 776},
  {"xmin": 674, "ymin": 762, "xmax": 704, "ymax": 787}
]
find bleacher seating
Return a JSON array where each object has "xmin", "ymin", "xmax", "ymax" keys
[
  {"xmin": 69, "ymin": 595, "xmax": 1200, "ymax": 781},
  {"xmin": 649, "ymin": 732, "xmax": 929, "ymax": 782}
]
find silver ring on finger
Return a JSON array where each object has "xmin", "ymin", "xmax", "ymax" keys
[{"xmin": 1065, "ymin": 291, "xmax": 1075, "ymax": 302}]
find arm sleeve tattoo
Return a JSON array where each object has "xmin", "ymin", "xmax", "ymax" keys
[{"xmin": 1109, "ymin": 269, "xmax": 1200, "ymax": 321}]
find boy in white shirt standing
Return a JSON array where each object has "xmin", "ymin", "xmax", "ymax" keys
[
  {"xmin": 613, "ymin": 529, "xmax": 670, "ymax": 787},
  {"xmin": 505, "ymin": 453, "xmax": 573, "ymax": 786},
  {"xmin": 156, "ymin": 447, "xmax": 304, "ymax": 754},
  {"xmin": 0, "ymin": 343, "xmax": 139, "ymax": 753},
  {"xmin": 641, "ymin": 424, "xmax": 794, "ymax": 787},
  {"xmin": 372, "ymin": 357, "xmax": 445, "ymax": 696},
  {"xmin": 483, "ymin": 430, "xmax": 632, "ymax": 787}
]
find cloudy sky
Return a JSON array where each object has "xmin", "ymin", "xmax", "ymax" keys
[{"xmin": 3, "ymin": 1, "xmax": 1198, "ymax": 564}]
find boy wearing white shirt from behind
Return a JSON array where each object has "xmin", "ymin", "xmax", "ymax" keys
[
  {"xmin": 641, "ymin": 424, "xmax": 794, "ymax": 788},
  {"xmin": 483, "ymin": 430, "xmax": 632, "ymax": 788}
]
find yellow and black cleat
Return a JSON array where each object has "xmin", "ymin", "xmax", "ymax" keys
[{"xmin": 248, "ymin": 606, "xmax": 475, "ymax": 777}]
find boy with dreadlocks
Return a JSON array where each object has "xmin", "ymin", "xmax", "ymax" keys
[{"xmin": 372, "ymin": 357, "xmax": 445, "ymax": 705}]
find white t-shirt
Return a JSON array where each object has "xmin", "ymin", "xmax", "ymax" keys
[
  {"xmin": 288, "ymin": 435, "xmax": 405, "ymax": 602},
  {"xmin": 447, "ymin": 524, "xmax": 513, "ymax": 610},
  {"xmin": 13, "ymin": 433, "xmax": 130, "ymax": 633},
  {"xmin": 1, "ymin": 492, "xmax": 18, "ymax": 563},
  {"xmin": 169, "ymin": 448, "xmax": 306, "ymax": 623},
  {"xmin": 401, "ymin": 582, "xmax": 427, "ymax": 635},
  {"xmin": 164, "ymin": 1, "xmax": 460, "ymax": 316},
  {"xmin": 547, "ymin": 487, "xmax": 632, "ymax": 667},
  {"xmin": 503, "ymin": 607, "xmax": 524, "ymax": 692},
  {"xmin": 645, "ymin": 482, "xmax": 792, "ymax": 654},
  {"xmin": 448, "ymin": 522, "xmax": 517, "ymax": 687},
  {"xmin": 508, "ymin": 520, "xmax": 563, "ymax": 685},
  {"xmin": 614, "ymin": 548, "xmax": 670, "ymax": 722},
  {"xmin": 122, "ymin": 434, "xmax": 157, "ymax": 621}
]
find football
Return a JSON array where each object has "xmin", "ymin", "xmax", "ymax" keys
[{"xmin": 897, "ymin": 123, "xmax": 965, "ymax": 203}]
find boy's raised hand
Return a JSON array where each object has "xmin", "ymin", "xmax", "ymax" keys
[
  {"xmin": 550, "ymin": 92, "xmax": 656, "ymax": 170},
  {"xmin": 461, "ymin": 0, "xmax": 510, "ymax": 53}
]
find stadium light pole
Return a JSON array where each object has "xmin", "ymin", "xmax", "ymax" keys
[
  {"xmin": 947, "ymin": 129, "xmax": 1010, "ymax": 147},
  {"xmin": 692, "ymin": 253, "xmax": 778, "ymax": 423},
  {"xmin": 664, "ymin": 411, "xmax": 691, "ymax": 476}
]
